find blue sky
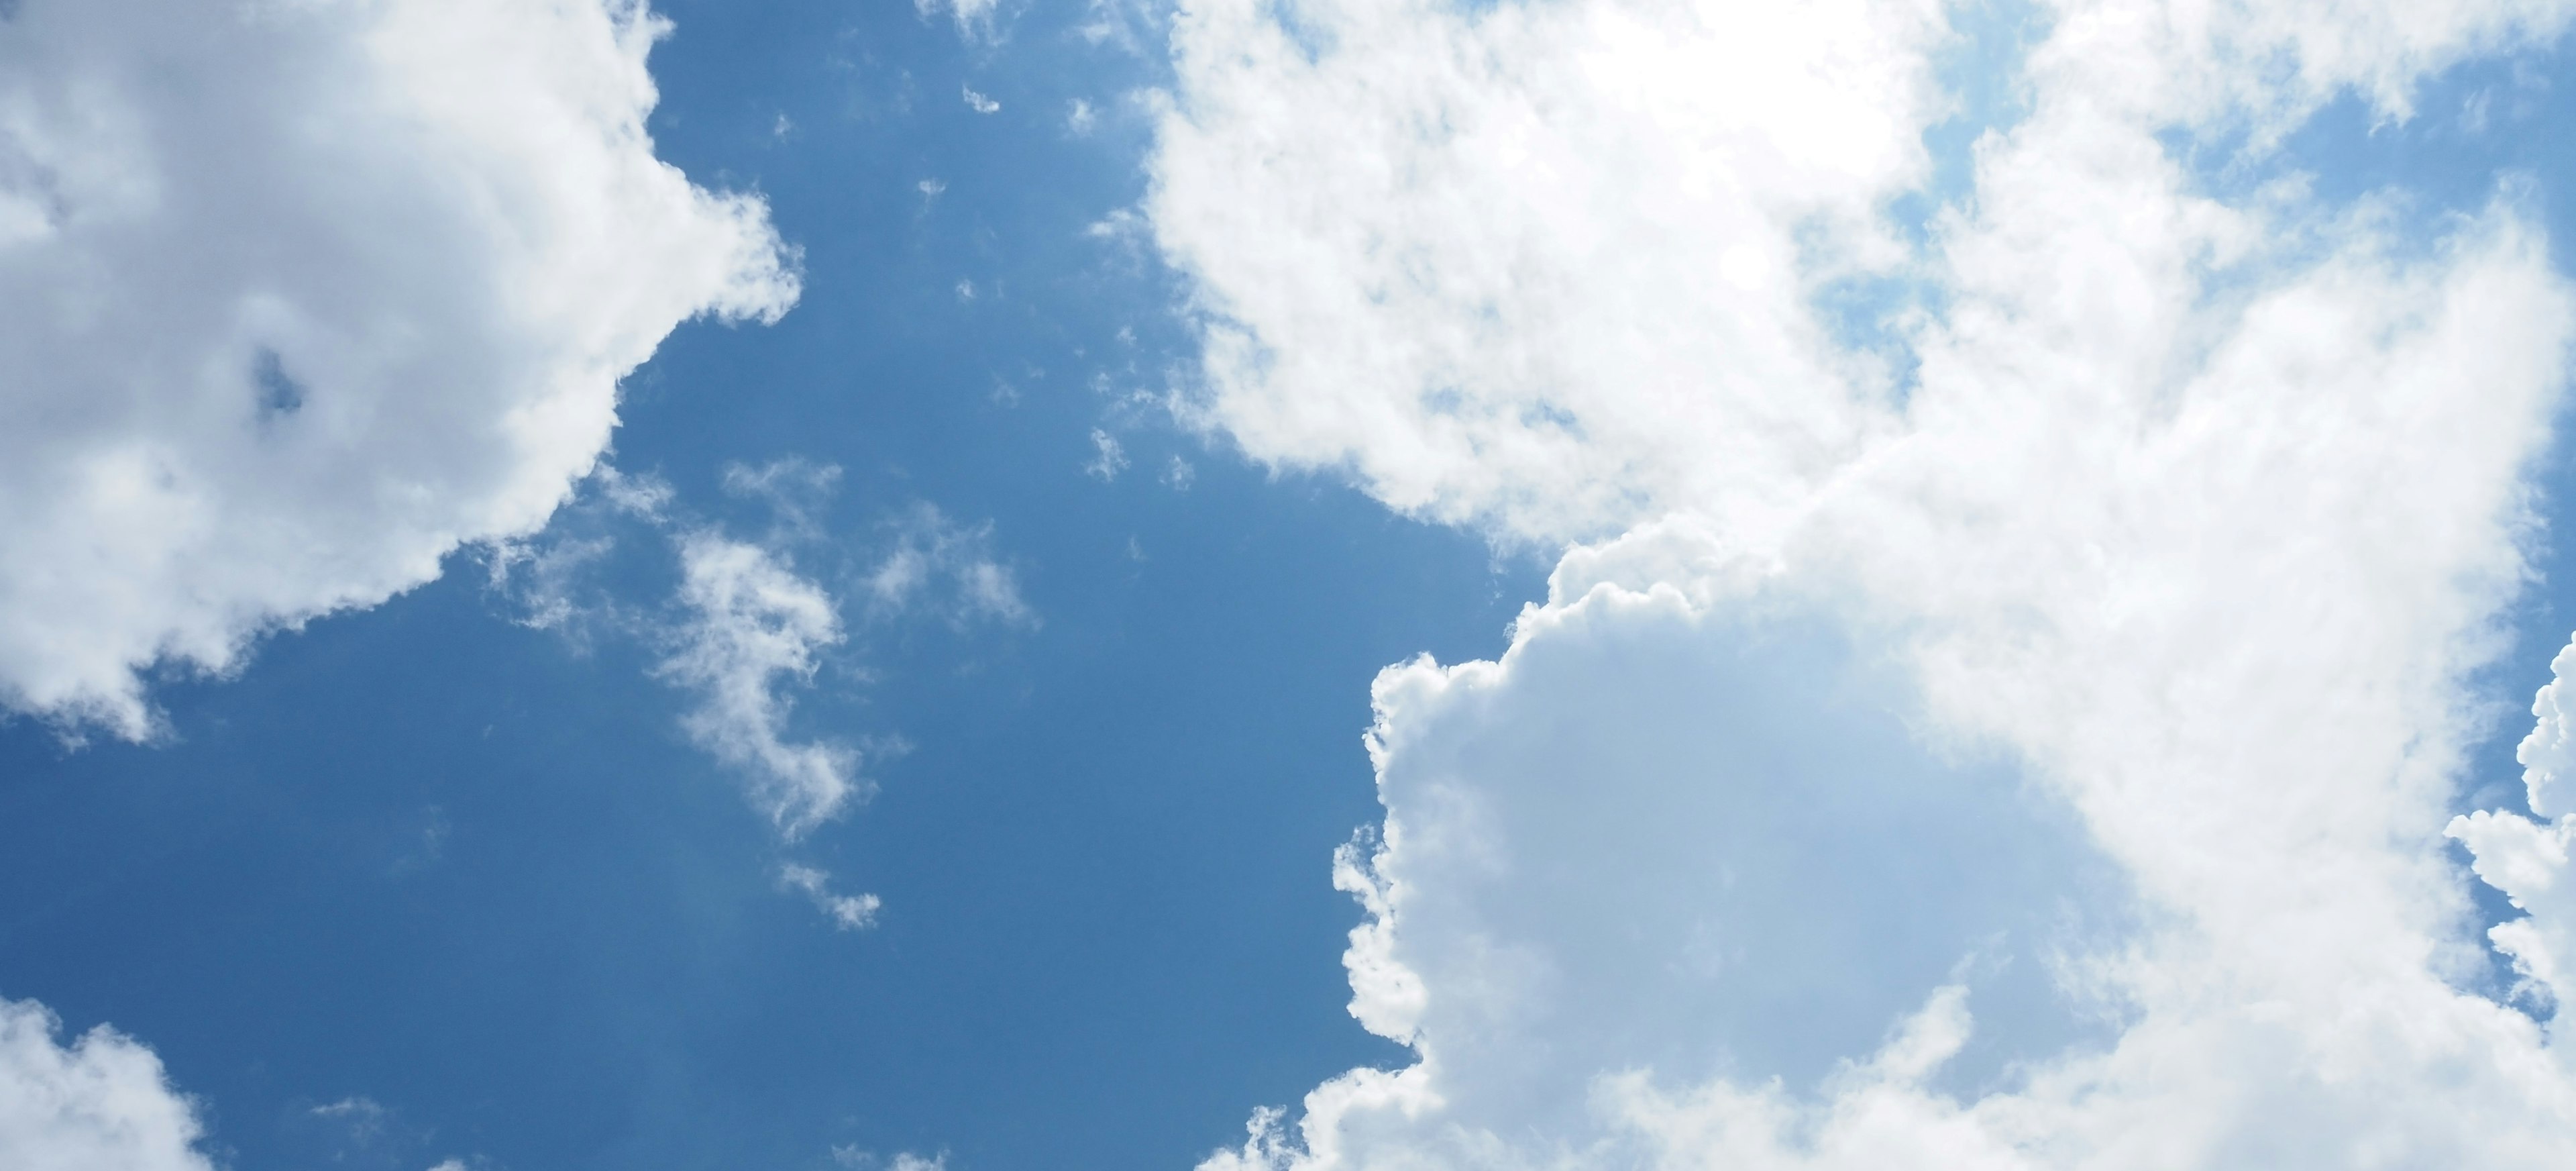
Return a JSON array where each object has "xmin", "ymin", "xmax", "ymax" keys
[{"xmin": 20, "ymin": 2, "xmax": 2576, "ymax": 1170}]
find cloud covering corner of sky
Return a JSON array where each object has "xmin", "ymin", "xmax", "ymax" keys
[
  {"xmin": 0, "ymin": 0, "xmax": 798, "ymax": 741},
  {"xmin": 1146, "ymin": 0, "xmax": 2576, "ymax": 1166},
  {"xmin": 0, "ymin": 995, "xmax": 213, "ymax": 1171}
]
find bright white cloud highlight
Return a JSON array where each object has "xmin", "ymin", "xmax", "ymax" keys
[
  {"xmin": 0, "ymin": 996, "xmax": 212, "ymax": 1171},
  {"xmin": 1152, "ymin": 0, "xmax": 1943, "ymax": 548},
  {"xmin": 1156, "ymin": 0, "xmax": 2576, "ymax": 1166},
  {"xmin": 0, "ymin": 0, "xmax": 798, "ymax": 740}
]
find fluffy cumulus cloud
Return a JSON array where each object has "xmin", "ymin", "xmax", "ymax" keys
[
  {"xmin": 0, "ymin": 0, "xmax": 798, "ymax": 738},
  {"xmin": 2453, "ymin": 639, "xmax": 2576, "ymax": 1021},
  {"xmin": 0, "ymin": 996, "xmax": 212, "ymax": 1171},
  {"xmin": 1154, "ymin": 0, "xmax": 2576, "ymax": 1166},
  {"xmin": 1152, "ymin": 0, "xmax": 1941, "ymax": 548}
]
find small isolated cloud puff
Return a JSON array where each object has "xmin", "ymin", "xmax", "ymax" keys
[
  {"xmin": 657, "ymin": 533, "xmax": 864, "ymax": 838},
  {"xmin": 309, "ymin": 1095, "xmax": 387, "ymax": 1126},
  {"xmin": 1084, "ymin": 429, "xmax": 1130, "ymax": 481},
  {"xmin": 0, "ymin": 0, "xmax": 798, "ymax": 739},
  {"xmin": 962, "ymin": 85, "xmax": 1000, "ymax": 113},
  {"xmin": 777, "ymin": 862, "xmax": 881, "ymax": 930},
  {"xmin": 833, "ymin": 1147, "xmax": 947, "ymax": 1171},
  {"xmin": 0, "ymin": 995, "xmax": 212, "ymax": 1171},
  {"xmin": 866, "ymin": 503, "xmax": 1036, "ymax": 630},
  {"xmin": 1163, "ymin": 0, "xmax": 2576, "ymax": 1168}
]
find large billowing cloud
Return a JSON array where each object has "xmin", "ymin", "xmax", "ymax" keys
[
  {"xmin": 0, "ymin": 996, "xmax": 212, "ymax": 1171},
  {"xmin": 0, "ymin": 0, "xmax": 798, "ymax": 739},
  {"xmin": 1153, "ymin": 0, "xmax": 2576, "ymax": 1166}
]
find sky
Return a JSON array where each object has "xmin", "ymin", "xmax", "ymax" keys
[{"xmin": 17, "ymin": 1, "xmax": 2576, "ymax": 1170}]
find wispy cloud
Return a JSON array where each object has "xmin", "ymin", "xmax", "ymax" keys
[
  {"xmin": 657, "ymin": 532, "xmax": 861, "ymax": 839},
  {"xmin": 486, "ymin": 464, "xmax": 1032, "ymax": 925},
  {"xmin": 915, "ymin": 0, "xmax": 1001, "ymax": 43},
  {"xmin": 778, "ymin": 863, "xmax": 882, "ymax": 931},
  {"xmin": 1083, "ymin": 428, "xmax": 1128, "ymax": 481},
  {"xmin": 866, "ymin": 503, "xmax": 1035, "ymax": 630}
]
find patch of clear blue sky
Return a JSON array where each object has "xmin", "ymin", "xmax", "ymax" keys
[{"xmin": 0, "ymin": 3, "xmax": 1542, "ymax": 1170}]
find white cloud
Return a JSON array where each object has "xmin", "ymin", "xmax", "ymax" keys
[
  {"xmin": 1085, "ymin": 428, "xmax": 1129, "ymax": 481},
  {"xmin": 1158, "ymin": 0, "xmax": 2576, "ymax": 1167},
  {"xmin": 1067, "ymin": 98, "xmax": 1098, "ymax": 135},
  {"xmin": 963, "ymin": 85, "xmax": 1000, "ymax": 114},
  {"xmin": 0, "ymin": 0, "xmax": 798, "ymax": 740},
  {"xmin": 833, "ymin": 1146, "xmax": 948, "ymax": 1171},
  {"xmin": 311, "ymin": 1094, "xmax": 388, "ymax": 1127},
  {"xmin": 2453, "ymin": 635, "xmax": 2576, "ymax": 1017},
  {"xmin": 0, "ymin": 995, "xmax": 213, "ymax": 1171},
  {"xmin": 917, "ymin": 0, "xmax": 1003, "ymax": 43},
  {"xmin": 1150, "ymin": 0, "xmax": 1945, "ymax": 549},
  {"xmin": 495, "ymin": 469, "xmax": 1028, "ymax": 853},
  {"xmin": 865, "ymin": 502, "xmax": 1035, "ymax": 629},
  {"xmin": 657, "ymin": 532, "xmax": 863, "ymax": 839},
  {"xmin": 778, "ymin": 862, "xmax": 882, "ymax": 930}
]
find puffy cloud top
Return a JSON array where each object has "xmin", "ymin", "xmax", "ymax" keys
[
  {"xmin": 0, "ymin": 0, "xmax": 798, "ymax": 737},
  {"xmin": 1158, "ymin": 0, "xmax": 2576, "ymax": 1167},
  {"xmin": 0, "ymin": 996, "xmax": 211, "ymax": 1171}
]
